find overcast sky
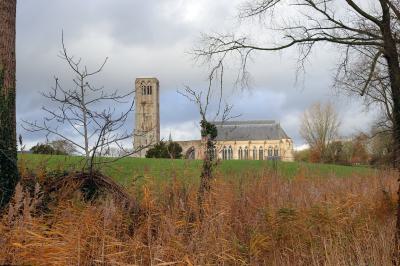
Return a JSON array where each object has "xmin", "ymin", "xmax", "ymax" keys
[{"xmin": 16, "ymin": 0, "xmax": 379, "ymax": 149}]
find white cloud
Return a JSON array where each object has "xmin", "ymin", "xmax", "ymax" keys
[
  {"xmin": 161, "ymin": 120, "xmax": 201, "ymax": 141},
  {"xmin": 294, "ymin": 144, "xmax": 309, "ymax": 151}
]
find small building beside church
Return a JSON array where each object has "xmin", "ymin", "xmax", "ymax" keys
[{"xmin": 177, "ymin": 120, "xmax": 294, "ymax": 162}]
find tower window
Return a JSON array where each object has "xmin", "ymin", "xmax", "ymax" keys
[{"xmin": 141, "ymin": 84, "xmax": 152, "ymax": 95}]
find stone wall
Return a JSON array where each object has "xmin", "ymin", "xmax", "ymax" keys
[{"xmin": 176, "ymin": 140, "xmax": 202, "ymax": 159}]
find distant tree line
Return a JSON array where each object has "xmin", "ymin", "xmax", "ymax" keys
[
  {"xmin": 295, "ymin": 131, "xmax": 392, "ymax": 167},
  {"xmin": 296, "ymin": 101, "xmax": 392, "ymax": 167}
]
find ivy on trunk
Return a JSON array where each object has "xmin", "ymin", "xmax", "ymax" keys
[{"xmin": 0, "ymin": 66, "xmax": 19, "ymax": 210}]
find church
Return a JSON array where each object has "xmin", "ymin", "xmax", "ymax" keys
[{"xmin": 133, "ymin": 77, "xmax": 294, "ymax": 162}]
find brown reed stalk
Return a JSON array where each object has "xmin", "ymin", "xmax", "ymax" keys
[{"xmin": 0, "ymin": 169, "xmax": 397, "ymax": 265}]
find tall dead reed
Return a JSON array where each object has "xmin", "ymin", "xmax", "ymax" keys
[{"xmin": 0, "ymin": 168, "xmax": 397, "ymax": 265}]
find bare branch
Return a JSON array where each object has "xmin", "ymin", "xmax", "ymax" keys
[{"xmin": 22, "ymin": 33, "xmax": 141, "ymax": 173}]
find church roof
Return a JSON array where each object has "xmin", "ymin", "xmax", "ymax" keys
[{"xmin": 213, "ymin": 120, "xmax": 290, "ymax": 141}]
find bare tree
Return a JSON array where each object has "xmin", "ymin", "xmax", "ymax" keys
[
  {"xmin": 336, "ymin": 45, "xmax": 394, "ymax": 131},
  {"xmin": 23, "ymin": 34, "xmax": 144, "ymax": 174},
  {"xmin": 300, "ymin": 101, "xmax": 341, "ymax": 161},
  {"xmin": 0, "ymin": 0, "xmax": 18, "ymax": 210},
  {"xmin": 195, "ymin": 0, "xmax": 400, "ymax": 165},
  {"xmin": 49, "ymin": 139, "xmax": 77, "ymax": 155},
  {"xmin": 178, "ymin": 63, "xmax": 237, "ymax": 219},
  {"xmin": 194, "ymin": 0, "xmax": 400, "ymax": 255}
]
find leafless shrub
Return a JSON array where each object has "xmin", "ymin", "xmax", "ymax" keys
[{"xmin": 22, "ymin": 33, "xmax": 148, "ymax": 174}]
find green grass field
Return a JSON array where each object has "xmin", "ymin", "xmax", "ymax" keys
[{"xmin": 19, "ymin": 154, "xmax": 375, "ymax": 187}]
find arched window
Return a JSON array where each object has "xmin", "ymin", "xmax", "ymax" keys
[
  {"xmin": 259, "ymin": 146, "xmax": 264, "ymax": 160},
  {"xmin": 244, "ymin": 146, "xmax": 249, "ymax": 160},
  {"xmin": 228, "ymin": 146, "xmax": 233, "ymax": 160},
  {"xmin": 147, "ymin": 85, "xmax": 152, "ymax": 95},
  {"xmin": 253, "ymin": 146, "xmax": 257, "ymax": 160},
  {"xmin": 186, "ymin": 147, "xmax": 196, "ymax": 159},
  {"xmin": 274, "ymin": 146, "xmax": 279, "ymax": 157},
  {"xmin": 268, "ymin": 146, "xmax": 273, "ymax": 157},
  {"xmin": 222, "ymin": 146, "xmax": 227, "ymax": 160},
  {"xmin": 207, "ymin": 147, "xmax": 216, "ymax": 160},
  {"xmin": 238, "ymin": 147, "xmax": 243, "ymax": 160}
]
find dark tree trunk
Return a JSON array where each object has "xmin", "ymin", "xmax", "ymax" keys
[
  {"xmin": 380, "ymin": 1, "xmax": 400, "ymax": 167},
  {"xmin": 379, "ymin": 1, "xmax": 400, "ymax": 262},
  {"xmin": 0, "ymin": 0, "xmax": 18, "ymax": 210},
  {"xmin": 197, "ymin": 120, "xmax": 218, "ymax": 221},
  {"xmin": 197, "ymin": 134, "xmax": 212, "ymax": 220}
]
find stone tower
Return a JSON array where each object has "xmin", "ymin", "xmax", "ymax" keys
[{"xmin": 134, "ymin": 78, "xmax": 160, "ymax": 157}]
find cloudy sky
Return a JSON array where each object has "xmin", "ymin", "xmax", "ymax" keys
[{"xmin": 16, "ymin": 0, "xmax": 379, "ymax": 149}]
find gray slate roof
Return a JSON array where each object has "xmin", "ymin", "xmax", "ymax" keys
[{"xmin": 213, "ymin": 120, "xmax": 290, "ymax": 141}]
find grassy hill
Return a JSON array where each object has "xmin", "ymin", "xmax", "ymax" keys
[{"xmin": 19, "ymin": 154, "xmax": 374, "ymax": 186}]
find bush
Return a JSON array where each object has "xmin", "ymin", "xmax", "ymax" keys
[
  {"xmin": 324, "ymin": 141, "xmax": 351, "ymax": 165},
  {"xmin": 369, "ymin": 131, "xmax": 393, "ymax": 166},
  {"xmin": 323, "ymin": 136, "xmax": 369, "ymax": 165},
  {"xmin": 30, "ymin": 142, "xmax": 67, "ymax": 155},
  {"xmin": 49, "ymin": 139, "xmax": 76, "ymax": 155},
  {"xmin": 145, "ymin": 141, "xmax": 182, "ymax": 159},
  {"xmin": 30, "ymin": 143, "xmax": 56, "ymax": 154},
  {"xmin": 294, "ymin": 149, "xmax": 310, "ymax": 162}
]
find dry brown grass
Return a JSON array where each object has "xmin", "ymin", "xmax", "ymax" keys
[{"xmin": 0, "ymin": 169, "xmax": 397, "ymax": 265}]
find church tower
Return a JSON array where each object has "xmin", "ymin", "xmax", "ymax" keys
[{"xmin": 134, "ymin": 78, "xmax": 160, "ymax": 157}]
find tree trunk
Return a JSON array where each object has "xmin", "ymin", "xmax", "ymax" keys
[
  {"xmin": 197, "ymin": 134, "xmax": 210, "ymax": 219},
  {"xmin": 392, "ymin": 82, "xmax": 400, "ymax": 265},
  {"xmin": 197, "ymin": 120, "xmax": 217, "ymax": 221},
  {"xmin": 0, "ymin": 0, "xmax": 18, "ymax": 210},
  {"xmin": 379, "ymin": 2, "xmax": 400, "ymax": 262}
]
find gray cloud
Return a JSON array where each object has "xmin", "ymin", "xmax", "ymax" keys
[{"xmin": 16, "ymin": 0, "xmax": 379, "ymax": 149}]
